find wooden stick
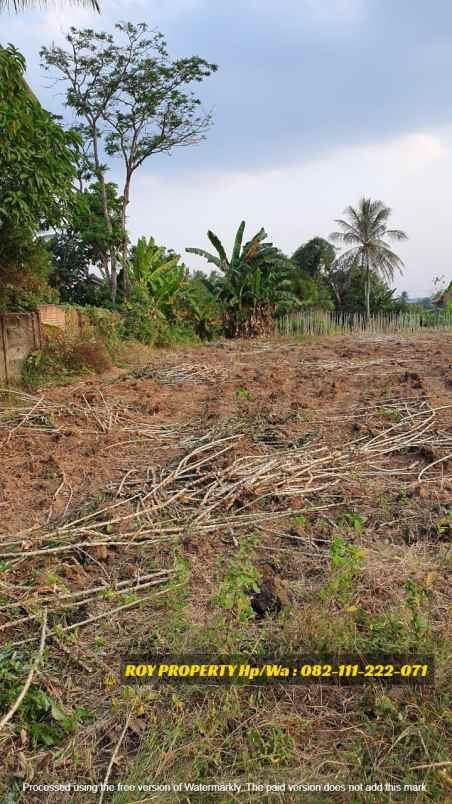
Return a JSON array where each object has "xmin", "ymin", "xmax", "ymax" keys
[{"xmin": 98, "ymin": 710, "xmax": 132, "ymax": 804}]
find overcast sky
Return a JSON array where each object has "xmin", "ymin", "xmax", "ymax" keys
[{"xmin": 3, "ymin": 0, "xmax": 452, "ymax": 296}]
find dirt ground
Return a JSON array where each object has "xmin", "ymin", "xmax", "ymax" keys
[{"xmin": 0, "ymin": 332, "xmax": 451, "ymax": 802}]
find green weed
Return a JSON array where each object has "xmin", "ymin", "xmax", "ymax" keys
[
  {"xmin": 320, "ymin": 535, "xmax": 365, "ymax": 605},
  {"xmin": 236, "ymin": 386, "xmax": 252, "ymax": 400},
  {"xmin": 0, "ymin": 649, "xmax": 90, "ymax": 747},
  {"xmin": 214, "ymin": 537, "xmax": 261, "ymax": 622}
]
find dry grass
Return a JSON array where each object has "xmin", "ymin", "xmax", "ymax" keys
[{"xmin": 0, "ymin": 333, "xmax": 451, "ymax": 802}]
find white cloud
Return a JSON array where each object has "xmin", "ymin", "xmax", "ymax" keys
[
  {"xmin": 128, "ymin": 127, "xmax": 452, "ymax": 297},
  {"xmin": 365, "ymin": 133, "xmax": 447, "ymax": 176}
]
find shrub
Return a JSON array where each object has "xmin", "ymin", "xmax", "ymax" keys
[
  {"xmin": 23, "ymin": 337, "xmax": 112, "ymax": 388},
  {"xmin": 122, "ymin": 286, "xmax": 199, "ymax": 347},
  {"xmin": 69, "ymin": 339, "xmax": 112, "ymax": 373}
]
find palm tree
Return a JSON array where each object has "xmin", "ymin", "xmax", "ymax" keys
[
  {"xmin": 0, "ymin": 0, "xmax": 100, "ymax": 11},
  {"xmin": 330, "ymin": 197, "xmax": 407, "ymax": 319},
  {"xmin": 187, "ymin": 222, "xmax": 297, "ymax": 336}
]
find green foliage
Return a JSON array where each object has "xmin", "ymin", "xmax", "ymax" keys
[
  {"xmin": 0, "ymin": 44, "xmax": 79, "ymax": 237},
  {"xmin": 291, "ymin": 237, "xmax": 336, "ymax": 278},
  {"xmin": 83, "ymin": 305, "xmax": 125, "ymax": 352},
  {"xmin": 129, "ymin": 237, "xmax": 188, "ymax": 319},
  {"xmin": 122, "ymin": 285, "xmax": 198, "ymax": 347},
  {"xmin": 0, "ymin": 234, "xmax": 58, "ymax": 312},
  {"xmin": 404, "ymin": 579, "xmax": 429, "ymax": 638},
  {"xmin": 0, "ymin": 648, "xmax": 90, "ymax": 747},
  {"xmin": 215, "ymin": 537, "xmax": 261, "ymax": 622},
  {"xmin": 321, "ymin": 535, "xmax": 365, "ymax": 604},
  {"xmin": 22, "ymin": 337, "xmax": 112, "ymax": 388},
  {"xmin": 73, "ymin": 182, "xmax": 124, "ymax": 269},
  {"xmin": 338, "ymin": 511, "xmax": 367, "ymax": 533},
  {"xmin": 47, "ymin": 233, "xmax": 105, "ymax": 306},
  {"xmin": 184, "ymin": 275, "xmax": 221, "ymax": 340},
  {"xmin": 187, "ymin": 222, "xmax": 298, "ymax": 337},
  {"xmin": 0, "ymin": 45, "xmax": 80, "ymax": 309},
  {"xmin": 326, "ymin": 264, "xmax": 406, "ymax": 314},
  {"xmin": 41, "ymin": 22, "xmax": 218, "ymax": 300}
]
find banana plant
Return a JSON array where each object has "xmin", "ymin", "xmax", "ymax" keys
[
  {"xmin": 130, "ymin": 236, "xmax": 188, "ymax": 319},
  {"xmin": 187, "ymin": 222, "xmax": 297, "ymax": 336}
]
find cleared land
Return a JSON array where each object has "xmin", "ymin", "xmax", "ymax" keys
[{"xmin": 0, "ymin": 333, "xmax": 451, "ymax": 802}]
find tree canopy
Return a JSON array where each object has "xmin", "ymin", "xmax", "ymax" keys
[
  {"xmin": 41, "ymin": 22, "xmax": 218, "ymax": 301},
  {"xmin": 0, "ymin": 45, "xmax": 79, "ymax": 238},
  {"xmin": 291, "ymin": 237, "xmax": 336, "ymax": 278}
]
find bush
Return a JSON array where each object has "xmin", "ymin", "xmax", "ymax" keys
[
  {"xmin": 121, "ymin": 286, "xmax": 199, "ymax": 347},
  {"xmin": 23, "ymin": 337, "xmax": 112, "ymax": 388},
  {"xmin": 69, "ymin": 340, "xmax": 112, "ymax": 373}
]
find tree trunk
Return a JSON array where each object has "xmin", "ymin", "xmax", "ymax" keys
[
  {"xmin": 121, "ymin": 176, "xmax": 131, "ymax": 300},
  {"xmin": 365, "ymin": 254, "xmax": 370, "ymax": 320},
  {"xmin": 92, "ymin": 124, "xmax": 117, "ymax": 304}
]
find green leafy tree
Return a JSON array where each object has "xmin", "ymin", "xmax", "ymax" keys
[
  {"xmin": 73, "ymin": 181, "xmax": 124, "ymax": 293},
  {"xmin": 330, "ymin": 197, "xmax": 407, "ymax": 319},
  {"xmin": 326, "ymin": 265, "xmax": 403, "ymax": 314},
  {"xmin": 187, "ymin": 222, "xmax": 297, "ymax": 337},
  {"xmin": 0, "ymin": 45, "xmax": 79, "ymax": 309},
  {"xmin": 41, "ymin": 23, "xmax": 218, "ymax": 302},
  {"xmin": 0, "ymin": 45, "xmax": 79, "ymax": 237},
  {"xmin": 46, "ymin": 181, "xmax": 123, "ymax": 304},
  {"xmin": 47, "ymin": 233, "xmax": 104, "ymax": 306},
  {"xmin": 291, "ymin": 237, "xmax": 336, "ymax": 278},
  {"xmin": 0, "ymin": 232, "xmax": 58, "ymax": 311}
]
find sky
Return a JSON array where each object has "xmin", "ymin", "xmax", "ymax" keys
[{"xmin": 3, "ymin": 0, "xmax": 452, "ymax": 296}]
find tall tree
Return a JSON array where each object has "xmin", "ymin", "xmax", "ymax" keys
[
  {"xmin": 330, "ymin": 197, "xmax": 407, "ymax": 319},
  {"xmin": 41, "ymin": 22, "xmax": 217, "ymax": 303},
  {"xmin": 0, "ymin": 45, "xmax": 79, "ymax": 237},
  {"xmin": 0, "ymin": 45, "xmax": 80, "ymax": 308}
]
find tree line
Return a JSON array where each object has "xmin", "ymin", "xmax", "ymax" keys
[{"xmin": 0, "ymin": 14, "xmax": 427, "ymax": 345}]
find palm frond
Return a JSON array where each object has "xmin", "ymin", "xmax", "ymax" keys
[
  {"xmin": 185, "ymin": 247, "xmax": 221, "ymax": 269},
  {"xmin": 385, "ymin": 228, "xmax": 408, "ymax": 241},
  {"xmin": 207, "ymin": 230, "xmax": 227, "ymax": 262},
  {"xmin": 1, "ymin": 0, "xmax": 100, "ymax": 10},
  {"xmin": 231, "ymin": 220, "xmax": 245, "ymax": 265},
  {"xmin": 242, "ymin": 227, "xmax": 267, "ymax": 258}
]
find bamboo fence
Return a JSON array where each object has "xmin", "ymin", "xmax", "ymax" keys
[{"xmin": 277, "ymin": 310, "xmax": 452, "ymax": 337}]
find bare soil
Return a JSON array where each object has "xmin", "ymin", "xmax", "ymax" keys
[{"xmin": 0, "ymin": 332, "xmax": 451, "ymax": 803}]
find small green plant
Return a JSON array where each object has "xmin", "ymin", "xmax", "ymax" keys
[
  {"xmin": 215, "ymin": 537, "xmax": 261, "ymax": 621},
  {"xmin": 0, "ymin": 649, "xmax": 90, "ymax": 747},
  {"xmin": 379, "ymin": 406, "xmax": 403, "ymax": 423},
  {"xmin": 435, "ymin": 511, "xmax": 451, "ymax": 538},
  {"xmin": 321, "ymin": 535, "xmax": 365, "ymax": 604},
  {"xmin": 338, "ymin": 511, "xmax": 367, "ymax": 533},
  {"xmin": 236, "ymin": 386, "xmax": 252, "ymax": 400},
  {"xmin": 404, "ymin": 579, "xmax": 429, "ymax": 638}
]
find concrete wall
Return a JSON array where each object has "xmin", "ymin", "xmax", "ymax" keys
[
  {"xmin": 0, "ymin": 304, "xmax": 121, "ymax": 385},
  {"xmin": 0, "ymin": 312, "xmax": 42, "ymax": 385}
]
